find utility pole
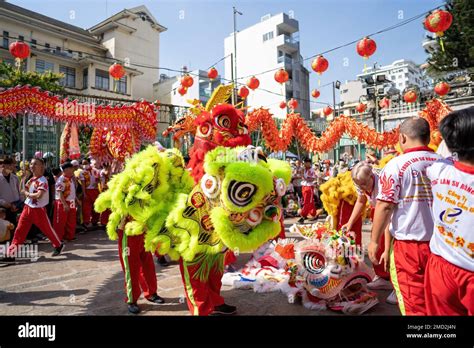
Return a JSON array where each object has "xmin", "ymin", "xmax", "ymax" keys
[{"xmin": 233, "ymin": 6, "xmax": 242, "ymax": 103}]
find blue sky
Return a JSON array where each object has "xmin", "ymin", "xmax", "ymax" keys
[{"xmin": 10, "ymin": 0, "xmax": 444, "ymax": 105}]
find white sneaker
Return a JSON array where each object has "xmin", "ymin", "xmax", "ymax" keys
[
  {"xmin": 366, "ymin": 275, "xmax": 393, "ymax": 290},
  {"xmin": 386, "ymin": 290, "xmax": 398, "ymax": 305}
]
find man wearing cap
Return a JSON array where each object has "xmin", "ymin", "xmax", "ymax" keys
[{"xmin": 54, "ymin": 162, "xmax": 78, "ymax": 241}]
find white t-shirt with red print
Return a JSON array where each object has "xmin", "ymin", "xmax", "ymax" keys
[
  {"xmin": 376, "ymin": 147, "xmax": 442, "ymax": 241},
  {"xmin": 55, "ymin": 175, "xmax": 76, "ymax": 202},
  {"xmin": 301, "ymin": 167, "xmax": 317, "ymax": 187},
  {"xmin": 79, "ymin": 168, "xmax": 99, "ymax": 190},
  {"xmin": 427, "ymin": 158, "xmax": 474, "ymax": 272},
  {"xmin": 25, "ymin": 176, "xmax": 49, "ymax": 208}
]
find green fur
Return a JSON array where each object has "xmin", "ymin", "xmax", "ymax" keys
[{"xmin": 267, "ymin": 159, "xmax": 292, "ymax": 185}]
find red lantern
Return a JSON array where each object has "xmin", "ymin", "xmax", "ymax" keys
[
  {"xmin": 356, "ymin": 37, "xmax": 377, "ymax": 59},
  {"xmin": 109, "ymin": 63, "xmax": 125, "ymax": 80},
  {"xmin": 404, "ymin": 90, "xmax": 417, "ymax": 103},
  {"xmin": 356, "ymin": 103, "xmax": 367, "ymax": 113},
  {"xmin": 181, "ymin": 74, "xmax": 194, "ymax": 88},
  {"xmin": 279, "ymin": 101, "xmax": 287, "ymax": 109},
  {"xmin": 311, "ymin": 89, "xmax": 321, "ymax": 99},
  {"xmin": 177, "ymin": 85, "xmax": 187, "ymax": 96},
  {"xmin": 323, "ymin": 106, "xmax": 333, "ymax": 116},
  {"xmin": 311, "ymin": 55, "xmax": 329, "ymax": 75},
  {"xmin": 9, "ymin": 41, "xmax": 30, "ymax": 60},
  {"xmin": 434, "ymin": 81, "xmax": 450, "ymax": 96},
  {"xmin": 238, "ymin": 86, "xmax": 249, "ymax": 99},
  {"xmin": 424, "ymin": 10, "xmax": 453, "ymax": 36},
  {"xmin": 207, "ymin": 67, "xmax": 218, "ymax": 80},
  {"xmin": 274, "ymin": 69, "xmax": 289, "ymax": 84},
  {"xmin": 247, "ymin": 76, "xmax": 260, "ymax": 90},
  {"xmin": 288, "ymin": 98, "xmax": 298, "ymax": 110}
]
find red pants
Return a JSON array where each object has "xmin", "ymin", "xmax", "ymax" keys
[
  {"xmin": 336, "ymin": 200, "xmax": 362, "ymax": 247},
  {"xmin": 390, "ymin": 239, "xmax": 430, "ymax": 316},
  {"xmin": 300, "ymin": 186, "xmax": 316, "ymax": 218},
  {"xmin": 179, "ymin": 256, "xmax": 225, "ymax": 316},
  {"xmin": 425, "ymin": 253, "xmax": 474, "ymax": 316},
  {"xmin": 100, "ymin": 209, "xmax": 111, "ymax": 226},
  {"xmin": 224, "ymin": 250, "xmax": 237, "ymax": 266},
  {"xmin": 83, "ymin": 189, "xmax": 99, "ymax": 225},
  {"xmin": 53, "ymin": 200, "xmax": 77, "ymax": 240},
  {"xmin": 9, "ymin": 205, "xmax": 61, "ymax": 254},
  {"xmin": 117, "ymin": 229, "xmax": 158, "ymax": 304}
]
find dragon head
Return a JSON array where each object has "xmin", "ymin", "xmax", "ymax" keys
[{"xmin": 201, "ymin": 145, "xmax": 290, "ymax": 253}]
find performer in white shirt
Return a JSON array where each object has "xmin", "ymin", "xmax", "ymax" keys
[
  {"xmin": 424, "ymin": 107, "xmax": 474, "ymax": 315},
  {"xmin": 298, "ymin": 158, "xmax": 317, "ymax": 223},
  {"xmin": 54, "ymin": 162, "xmax": 78, "ymax": 241},
  {"xmin": 370, "ymin": 117, "xmax": 441, "ymax": 315}
]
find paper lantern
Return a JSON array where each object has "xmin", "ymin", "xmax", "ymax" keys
[
  {"xmin": 424, "ymin": 10, "xmax": 453, "ymax": 36},
  {"xmin": 434, "ymin": 82, "xmax": 450, "ymax": 96},
  {"xmin": 404, "ymin": 90, "xmax": 417, "ymax": 103},
  {"xmin": 323, "ymin": 106, "xmax": 333, "ymax": 116},
  {"xmin": 9, "ymin": 41, "xmax": 30, "ymax": 60},
  {"xmin": 207, "ymin": 67, "xmax": 218, "ymax": 80},
  {"xmin": 311, "ymin": 89, "xmax": 321, "ymax": 99},
  {"xmin": 238, "ymin": 86, "xmax": 249, "ymax": 99},
  {"xmin": 356, "ymin": 37, "xmax": 377, "ymax": 59},
  {"xmin": 288, "ymin": 98, "xmax": 298, "ymax": 110},
  {"xmin": 311, "ymin": 55, "xmax": 329, "ymax": 75},
  {"xmin": 109, "ymin": 63, "xmax": 125, "ymax": 80},
  {"xmin": 356, "ymin": 103, "xmax": 367, "ymax": 113},
  {"xmin": 279, "ymin": 101, "xmax": 287, "ymax": 109},
  {"xmin": 379, "ymin": 97, "xmax": 391, "ymax": 109},
  {"xmin": 274, "ymin": 69, "xmax": 289, "ymax": 84},
  {"xmin": 247, "ymin": 76, "xmax": 260, "ymax": 90},
  {"xmin": 181, "ymin": 74, "xmax": 194, "ymax": 88}
]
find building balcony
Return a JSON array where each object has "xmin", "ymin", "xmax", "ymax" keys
[
  {"xmin": 277, "ymin": 55, "xmax": 293, "ymax": 65},
  {"xmin": 276, "ymin": 34, "xmax": 299, "ymax": 53},
  {"xmin": 276, "ymin": 13, "xmax": 299, "ymax": 35}
]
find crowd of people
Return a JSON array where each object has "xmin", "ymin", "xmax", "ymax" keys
[{"xmin": 1, "ymin": 107, "xmax": 472, "ymax": 316}]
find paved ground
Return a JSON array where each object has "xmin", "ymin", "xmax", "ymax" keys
[{"xmin": 0, "ymin": 218, "xmax": 400, "ymax": 316}]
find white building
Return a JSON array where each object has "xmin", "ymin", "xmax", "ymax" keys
[
  {"xmin": 0, "ymin": 1, "xmax": 166, "ymax": 101},
  {"xmin": 224, "ymin": 13, "xmax": 310, "ymax": 119},
  {"xmin": 153, "ymin": 69, "xmax": 221, "ymax": 107},
  {"xmin": 357, "ymin": 59, "xmax": 430, "ymax": 93}
]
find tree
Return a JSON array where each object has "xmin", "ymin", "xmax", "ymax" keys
[
  {"xmin": 425, "ymin": 0, "xmax": 474, "ymax": 77},
  {"xmin": 0, "ymin": 61, "xmax": 64, "ymax": 92}
]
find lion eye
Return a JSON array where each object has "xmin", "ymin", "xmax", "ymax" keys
[
  {"xmin": 228, "ymin": 180, "xmax": 256, "ymax": 207},
  {"xmin": 215, "ymin": 114, "xmax": 231, "ymax": 129}
]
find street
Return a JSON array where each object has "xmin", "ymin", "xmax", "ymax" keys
[{"xmin": 0, "ymin": 218, "xmax": 399, "ymax": 316}]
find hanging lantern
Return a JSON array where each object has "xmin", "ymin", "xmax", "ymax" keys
[
  {"xmin": 238, "ymin": 86, "xmax": 249, "ymax": 99},
  {"xmin": 356, "ymin": 37, "xmax": 377, "ymax": 59},
  {"xmin": 404, "ymin": 90, "xmax": 417, "ymax": 103},
  {"xmin": 207, "ymin": 67, "xmax": 218, "ymax": 80},
  {"xmin": 311, "ymin": 89, "xmax": 321, "ymax": 99},
  {"xmin": 109, "ymin": 63, "xmax": 125, "ymax": 80},
  {"xmin": 279, "ymin": 101, "xmax": 287, "ymax": 109},
  {"xmin": 247, "ymin": 76, "xmax": 260, "ymax": 90},
  {"xmin": 274, "ymin": 69, "xmax": 289, "ymax": 84},
  {"xmin": 323, "ymin": 106, "xmax": 333, "ymax": 116},
  {"xmin": 9, "ymin": 41, "xmax": 30, "ymax": 60},
  {"xmin": 434, "ymin": 81, "xmax": 450, "ymax": 96},
  {"xmin": 288, "ymin": 98, "xmax": 298, "ymax": 110},
  {"xmin": 356, "ymin": 103, "xmax": 367, "ymax": 113},
  {"xmin": 311, "ymin": 55, "xmax": 329, "ymax": 75},
  {"xmin": 424, "ymin": 10, "xmax": 453, "ymax": 37},
  {"xmin": 379, "ymin": 97, "xmax": 391, "ymax": 109},
  {"xmin": 177, "ymin": 85, "xmax": 188, "ymax": 96},
  {"xmin": 181, "ymin": 74, "xmax": 194, "ymax": 88}
]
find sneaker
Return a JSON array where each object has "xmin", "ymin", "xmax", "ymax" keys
[
  {"xmin": 51, "ymin": 243, "xmax": 65, "ymax": 257},
  {"xmin": 366, "ymin": 276, "xmax": 393, "ymax": 290},
  {"xmin": 128, "ymin": 303, "xmax": 141, "ymax": 314},
  {"xmin": 386, "ymin": 290, "xmax": 398, "ymax": 305},
  {"xmin": 65, "ymin": 237, "xmax": 78, "ymax": 242},
  {"xmin": 210, "ymin": 303, "xmax": 237, "ymax": 316},
  {"xmin": 297, "ymin": 217, "xmax": 305, "ymax": 224},
  {"xmin": 147, "ymin": 294, "xmax": 165, "ymax": 304}
]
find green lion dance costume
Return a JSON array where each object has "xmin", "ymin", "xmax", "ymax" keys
[{"xmin": 95, "ymin": 144, "xmax": 291, "ymax": 315}]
